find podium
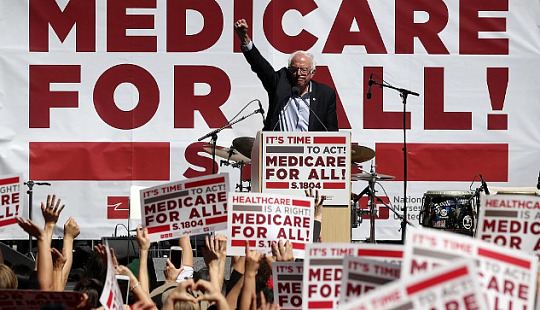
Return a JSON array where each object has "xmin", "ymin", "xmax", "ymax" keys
[{"xmin": 250, "ymin": 131, "xmax": 352, "ymax": 242}]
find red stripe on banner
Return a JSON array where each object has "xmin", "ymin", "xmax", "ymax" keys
[
  {"xmin": 292, "ymin": 199, "xmax": 311, "ymax": 207},
  {"xmin": 30, "ymin": 142, "xmax": 170, "ymax": 181},
  {"xmin": 0, "ymin": 218, "xmax": 17, "ymax": 227},
  {"xmin": 477, "ymin": 247, "xmax": 531, "ymax": 269},
  {"xmin": 308, "ymin": 301, "xmax": 334, "ymax": 309},
  {"xmin": 375, "ymin": 143, "xmax": 508, "ymax": 181},
  {"xmin": 292, "ymin": 242, "xmax": 305, "ymax": 250},
  {"xmin": 323, "ymin": 182, "xmax": 345, "ymax": 189},
  {"xmin": 0, "ymin": 177, "xmax": 19, "ymax": 186},
  {"xmin": 266, "ymin": 182, "xmax": 289, "ymax": 189},
  {"xmin": 147, "ymin": 224, "xmax": 170, "ymax": 234},
  {"xmin": 205, "ymin": 216, "xmax": 227, "ymax": 225},
  {"xmin": 406, "ymin": 266, "xmax": 468, "ymax": 295},
  {"xmin": 357, "ymin": 249, "xmax": 403, "ymax": 258},
  {"xmin": 232, "ymin": 240, "xmax": 256, "ymax": 247},
  {"xmin": 313, "ymin": 137, "xmax": 347, "ymax": 144},
  {"xmin": 185, "ymin": 176, "xmax": 226, "ymax": 189}
]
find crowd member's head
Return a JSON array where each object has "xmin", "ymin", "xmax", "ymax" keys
[
  {"xmin": 10, "ymin": 263, "xmax": 37, "ymax": 289},
  {"xmin": 73, "ymin": 277, "xmax": 104, "ymax": 309},
  {"xmin": 0, "ymin": 263, "xmax": 17, "ymax": 289}
]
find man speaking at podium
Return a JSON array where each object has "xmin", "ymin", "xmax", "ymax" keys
[{"xmin": 234, "ymin": 19, "xmax": 339, "ymax": 132}]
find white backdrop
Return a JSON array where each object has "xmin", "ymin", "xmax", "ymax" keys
[{"xmin": 0, "ymin": 0, "xmax": 539, "ymax": 240}]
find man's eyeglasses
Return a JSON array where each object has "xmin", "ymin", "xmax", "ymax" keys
[{"xmin": 289, "ymin": 66, "xmax": 312, "ymax": 75}]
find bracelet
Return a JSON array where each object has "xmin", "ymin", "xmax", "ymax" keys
[{"xmin": 130, "ymin": 281, "xmax": 141, "ymax": 292}]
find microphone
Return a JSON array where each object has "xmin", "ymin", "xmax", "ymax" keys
[
  {"xmin": 480, "ymin": 174, "xmax": 490, "ymax": 195},
  {"xmin": 256, "ymin": 100, "xmax": 265, "ymax": 121},
  {"xmin": 536, "ymin": 171, "xmax": 540, "ymax": 190},
  {"xmin": 366, "ymin": 73, "xmax": 373, "ymax": 99}
]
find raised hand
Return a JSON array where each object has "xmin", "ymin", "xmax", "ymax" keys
[
  {"xmin": 163, "ymin": 258, "xmax": 182, "ymax": 283},
  {"xmin": 64, "ymin": 217, "xmax": 80, "ymax": 239},
  {"xmin": 136, "ymin": 225, "xmax": 150, "ymax": 251},
  {"xmin": 41, "ymin": 194, "xmax": 65, "ymax": 226},
  {"xmin": 17, "ymin": 217, "xmax": 45, "ymax": 240},
  {"xmin": 272, "ymin": 240, "xmax": 294, "ymax": 262}
]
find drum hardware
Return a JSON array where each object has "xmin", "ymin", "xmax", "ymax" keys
[
  {"xmin": 351, "ymin": 165, "xmax": 402, "ymax": 243},
  {"xmin": 220, "ymin": 158, "xmax": 251, "ymax": 192},
  {"xmin": 214, "ymin": 145, "xmax": 250, "ymax": 192},
  {"xmin": 351, "ymin": 178, "xmax": 414, "ymax": 242}
]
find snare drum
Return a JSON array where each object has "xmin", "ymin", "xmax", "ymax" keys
[{"xmin": 419, "ymin": 191, "xmax": 475, "ymax": 235}]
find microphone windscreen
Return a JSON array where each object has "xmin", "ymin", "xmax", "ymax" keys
[{"xmin": 291, "ymin": 86, "xmax": 300, "ymax": 96}]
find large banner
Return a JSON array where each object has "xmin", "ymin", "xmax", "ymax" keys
[{"xmin": 0, "ymin": 0, "xmax": 539, "ymax": 239}]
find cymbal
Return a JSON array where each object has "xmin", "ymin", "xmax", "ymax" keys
[
  {"xmin": 351, "ymin": 173, "xmax": 395, "ymax": 181},
  {"xmin": 232, "ymin": 137, "xmax": 255, "ymax": 159},
  {"xmin": 203, "ymin": 144, "xmax": 250, "ymax": 163},
  {"xmin": 351, "ymin": 145, "xmax": 375, "ymax": 163}
]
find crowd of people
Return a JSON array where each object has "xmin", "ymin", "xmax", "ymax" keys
[{"xmin": 0, "ymin": 191, "xmax": 325, "ymax": 310}]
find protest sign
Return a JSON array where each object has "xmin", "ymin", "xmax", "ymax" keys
[
  {"xmin": 227, "ymin": 192, "xmax": 313, "ymax": 257},
  {"xmin": 99, "ymin": 245, "xmax": 123, "ymax": 310},
  {"xmin": 0, "ymin": 174, "xmax": 23, "ymax": 229},
  {"xmin": 0, "ymin": 290, "xmax": 84, "ymax": 310},
  {"xmin": 340, "ymin": 259, "xmax": 487, "ymax": 310},
  {"xmin": 303, "ymin": 243, "xmax": 357, "ymax": 310},
  {"xmin": 258, "ymin": 132, "xmax": 351, "ymax": 205},
  {"xmin": 273, "ymin": 261, "xmax": 304, "ymax": 310},
  {"xmin": 140, "ymin": 173, "xmax": 229, "ymax": 242},
  {"xmin": 302, "ymin": 243, "xmax": 404, "ymax": 310},
  {"xmin": 476, "ymin": 193, "xmax": 540, "ymax": 260},
  {"xmin": 340, "ymin": 256, "xmax": 401, "ymax": 305},
  {"xmin": 403, "ymin": 227, "xmax": 538, "ymax": 310}
]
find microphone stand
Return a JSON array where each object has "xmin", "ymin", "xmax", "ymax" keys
[
  {"xmin": 370, "ymin": 79, "xmax": 419, "ymax": 243},
  {"xmin": 198, "ymin": 106, "xmax": 262, "ymax": 174},
  {"xmin": 24, "ymin": 180, "xmax": 51, "ymax": 258}
]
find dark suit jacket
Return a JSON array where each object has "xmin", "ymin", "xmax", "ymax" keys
[{"xmin": 242, "ymin": 45, "xmax": 339, "ymax": 131}]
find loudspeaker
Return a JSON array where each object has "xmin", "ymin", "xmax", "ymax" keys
[
  {"xmin": 0, "ymin": 242, "xmax": 34, "ymax": 269},
  {"xmin": 101, "ymin": 237, "xmax": 139, "ymax": 265}
]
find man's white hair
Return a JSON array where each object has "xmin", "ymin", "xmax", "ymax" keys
[{"xmin": 288, "ymin": 51, "xmax": 316, "ymax": 71}]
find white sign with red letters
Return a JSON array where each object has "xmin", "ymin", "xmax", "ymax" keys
[
  {"xmin": 340, "ymin": 256, "xmax": 401, "ymax": 305},
  {"xmin": 476, "ymin": 193, "xmax": 540, "ymax": 261},
  {"xmin": 258, "ymin": 131, "xmax": 351, "ymax": 205},
  {"xmin": 227, "ymin": 192, "xmax": 313, "ymax": 257},
  {"xmin": 302, "ymin": 242, "xmax": 404, "ymax": 310},
  {"xmin": 140, "ymin": 173, "xmax": 229, "ymax": 242},
  {"xmin": 402, "ymin": 227, "xmax": 538, "ymax": 310},
  {"xmin": 99, "ymin": 245, "xmax": 124, "ymax": 310},
  {"xmin": 273, "ymin": 261, "xmax": 304, "ymax": 310},
  {"xmin": 340, "ymin": 259, "xmax": 487, "ymax": 310},
  {"xmin": 0, "ymin": 174, "xmax": 23, "ymax": 230}
]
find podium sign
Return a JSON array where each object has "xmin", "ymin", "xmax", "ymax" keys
[{"xmin": 251, "ymin": 131, "xmax": 351, "ymax": 206}]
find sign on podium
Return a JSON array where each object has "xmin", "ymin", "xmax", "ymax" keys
[{"xmin": 250, "ymin": 131, "xmax": 352, "ymax": 242}]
